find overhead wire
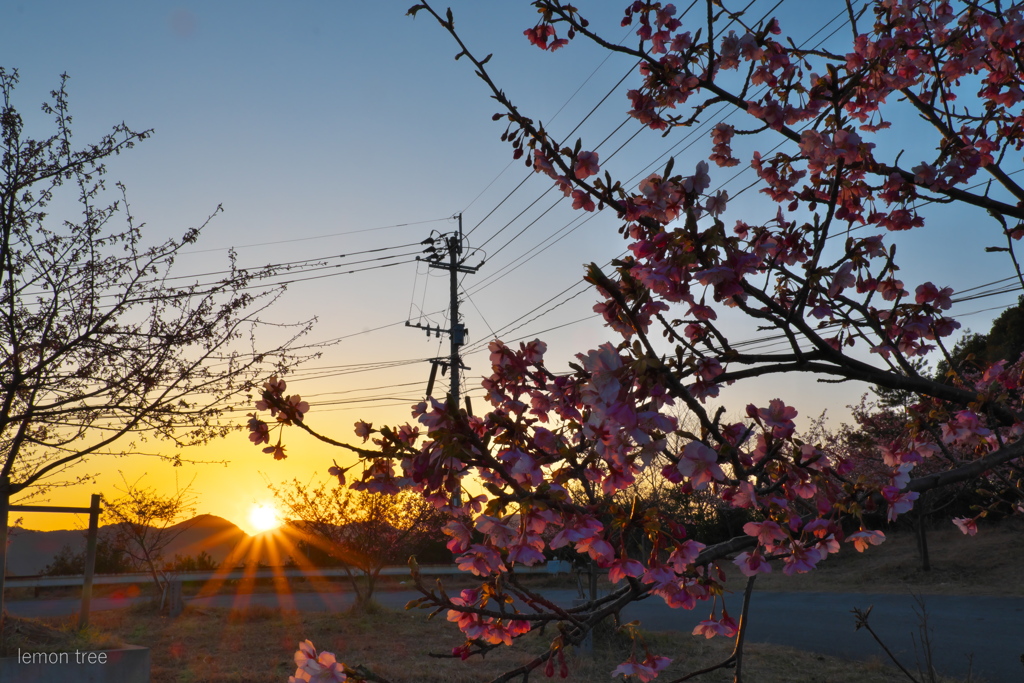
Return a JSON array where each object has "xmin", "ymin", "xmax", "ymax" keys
[
  {"xmin": 180, "ymin": 216, "xmax": 452, "ymax": 255},
  {"xmin": 456, "ymin": 0, "xmax": 810, "ymax": 351},
  {"xmin": 466, "ymin": 210, "xmax": 597, "ymax": 296},
  {"xmin": 463, "ymin": 0, "xmax": 971, "ymax": 368},
  {"xmin": 460, "ymin": 20, "xmax": 633, "ymax": 217},
  {"xmin": 464, "ymin": 20, "xmax": 642, "ymax": 240},
  {"xmin": 163, "ymin": 243, "xmax": 423, "ymax": 283},
  {"xmin": 259, "ymin": 0, "xmax": 1015, "ymax": 405},
  {"xmin": 463, "ymin": 0, "xmax": 794, "ymax": 291}
]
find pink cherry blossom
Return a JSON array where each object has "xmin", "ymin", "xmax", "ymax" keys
[
  {"xmin": 550, "ymin": 516, "xmax": 604, "ymax": 549},
  {"xmin": 507, "ymin": 540, "xmax": 546, "ymax": 565},
  {"xmin": 443, "ymin": 519, "xmax": 472, "ymax": 554},
  {"xmin": 882, "ymin": 487, "xmax": 920, "ymax": 522},
  {"xmin": 676, "ymin": 442, "xmax": 725, "ymax": 489},
  {"xmin": 782, "ymin": 542, "xmax": 822, "ymax": 575},
  {"xmin": 704, "ymin": 190, "xmax": 729, "ymax": 216},
  {"xmin": 456, "ymin": 544, "xmax": 507, "ymax": 576},
  {"xmin": 757, "ymin": 399, "xmax": 798, "ymax": 438},
  {"xmin": 734, "ymin": 550, "xmax": 773, "ymax": 577},
  {"xmin": 682, "ymin": 161, "xmax": 711, "ymax": 194},
  {"xmin": 576, "ymin": 535, "xmax": 615, "ymax": 564},
  {"xmin": 666, "ymin": 540, "xmax": 706, "ymax": 572},
  {"xmin": 523, "ymin": 24, "xmax": 556, "ymax": 49},
  {"xmin": 607, "ymin": 557, "xmax": 646, "ymax": 583},
  {"xmin": 953, "ymin": 517, "xmax": 979, "ymax": 536},
  {"xmin": 575, "ymin": 150, "xmax": 600, "ymax": 179},
  {"xmin": 846, "ymin": 530, "xmax": 886, "ymax": 552},
  {"xmin": 353, "ymin": 420, "xmax": 372, "ymax": 442},
  {"xmin": 247, "ymin": 416, "xmax": 270, "ymax": 445},
  {"xmin": 692, "ymin": 612, "xmax": 737, "ymax": 639},
  {"xmin": 571, "ymin": 189, "xmax": 596, "ymax": 211},
  {"xmin": 743, "ymin": 520, "xmax": 788, "ymax": 548},
  {"xmin": 612, "ymin": 654, "xmax": 671, "ymax": 682},
  {"xmin": 532, "ymin": 149, "xmax": 556, "ymax": 178},
  {"xmin": 291, "ymin": 642, "xmax": 347, "ymax": 683}
]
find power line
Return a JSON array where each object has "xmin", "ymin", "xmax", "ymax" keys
[
  {"xmin": 466, "ymin": 211, "xmax": 596, "ymax": 296},
  {"xmin": 464, "ymin": 22, "xmax": 640, "ymax": 239},
  {"xmin": 454, "ymin": 0, "xmax": 868, "ymax": 348},
  {"xmin": 452, "ymin": 0, "xmax": 813, "ymax": 343},
  {"xmin": 179, "ymin": 216, "xmax": 453, "ymax": 255},
  {"xmin": 163, "ymin": 243, "xmax": 423, "ymax": 283}
]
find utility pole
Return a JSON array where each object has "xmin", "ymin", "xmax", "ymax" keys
[{"xmin": 406, "ymin": 214, "xmax": 479, "ymax": 408}]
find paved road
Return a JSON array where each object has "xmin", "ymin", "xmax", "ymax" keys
[{"xmin": 7, "ymin": 589, "xmax": 1022, "ymax": 681}]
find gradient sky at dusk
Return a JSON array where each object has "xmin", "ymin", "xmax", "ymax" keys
[{"xmin": 3, "ymin": 1, "xmax": 1019, "ymax": 534}]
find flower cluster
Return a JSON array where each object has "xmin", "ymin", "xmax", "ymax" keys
[
  {"xmin": 289, "ymin": 641, "xmax": 346, "ymax": 683},
  {"xmin": 247, "ymin": 376, "xmax": 310, "ymax": 460}
]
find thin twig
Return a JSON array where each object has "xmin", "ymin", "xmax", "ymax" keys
[{"xmin": 852, "ymin": 606, "xmax": 922, "ymax": 683}]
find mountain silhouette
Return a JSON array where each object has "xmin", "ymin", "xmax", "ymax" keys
[{"xmin": 5, "ymin": 514, "xmax": 260, "ymax": 576}]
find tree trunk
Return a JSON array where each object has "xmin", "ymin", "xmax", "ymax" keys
[
  {"xmin": 364, "ymin": 565, "xmax": 388, "ymax": 607},
  {"xmin": 0, "ymin": 481, "xmax": 9, "ymax": 642},
  {"xmin": 915, "ymin": 507, "xmax": 931, "ymax": 572},
  {"xmin": 344, "ymin": 566, "xmax": 365, "ymax": 608}
]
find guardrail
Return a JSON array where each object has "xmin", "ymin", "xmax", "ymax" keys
[{"xmin": 4, "ymin": 560, "xmax": 573, "ymax": 590}]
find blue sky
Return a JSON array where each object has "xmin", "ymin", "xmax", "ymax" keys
[{"xmin": 4, "ymin": 1, "xmax": 1019, "ymax": 532}]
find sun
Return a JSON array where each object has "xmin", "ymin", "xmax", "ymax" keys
[{"xmin": 248, "ymin": 504, "xmax": 282, "ymax": 534}]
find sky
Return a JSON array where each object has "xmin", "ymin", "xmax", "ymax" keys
[{"xmin": 3, "ymin": 1, "xmax": 1020, "ymax": 535}]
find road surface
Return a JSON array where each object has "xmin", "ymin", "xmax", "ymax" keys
[{"xmin": 7, "ymin": 589, "xmax": 1022, "ymax": 681}]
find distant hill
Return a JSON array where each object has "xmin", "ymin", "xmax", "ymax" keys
[
  {"xmin": 4, "ymin": 514, "xmax": 449, "ymax": 576},
  {"xmin": 5, "ymin": 514, "xmax": 259, "ymax": 576}
]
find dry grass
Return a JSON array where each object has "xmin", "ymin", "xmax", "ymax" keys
[
  {"xmin": 724, "ymin": 517, "xmax": 1024, "ymax": 596},
  {"xmin": 8, "ymin": 521, "xmax": 1017, "ymax": 681},
  {"xmin": 71, "ymin": 603, "xmax": 967, "ymax": 683},
  {"xmin": 548, "ymin": 518, "xmax": 1024, "ymax": 599},
  {"xmin": 1, "ymin": 614, "xmax": 124, "ymax": 658}
]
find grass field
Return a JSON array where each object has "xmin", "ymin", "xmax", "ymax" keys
[
  {"xmin": 733, "ymin": 516, "xmax": 1024, "ymax": 596},
  {"xmin": 11, "ymin": 603, "xmax": 967, "ymax": 683},
  {"xmin": 5, "ymin": 520, "xmax": 1017, "ymax": 682}
]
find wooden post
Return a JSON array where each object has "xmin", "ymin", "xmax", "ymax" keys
[
  {"xmin": 168, "ymin": 579, "xmax": 183, "ymax": 617},
  {"xmin": 916, "ymin": 511, "xmax": 931, "ymax": 572},
  {"xmin": 571, "ymin": 560, "xmax": 599, "ymax": 655},
  {"xmin": 79, "ymin": 494, "xmax": 102, "ymax": 629}
]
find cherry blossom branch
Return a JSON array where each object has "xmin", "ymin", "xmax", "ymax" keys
[
  {"xmin": 257, "ymin": 391, "xmax": 383, "ymax": 458},
  {"xmin": 907, "ymin": 437, "xmax": 1024, "ymax": 493},
  {"xmin": 900, "ymin": 88, "xmax": 1024, "ymax": 205},
  {"xmin": 987, "ymin": 211, "xmax": 1024, "ymax": 293},
  {"xmin": 536, "ymin": 0, "xmax": 1024, "ymax": 222},
  {"xmin": 584, "ymin": 263, "xmax": 723, "ymax": 443}
]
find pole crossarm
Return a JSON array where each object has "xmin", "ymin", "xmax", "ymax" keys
[
  {"xmin": 405, "ymin": 321, "xmax": 450, "ymax": 338},
  {"xmin": 426, "ymin": 261, "xmax": 479, "ymax": 275}
]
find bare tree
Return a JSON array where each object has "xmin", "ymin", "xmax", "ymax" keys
[
  {"xmin": 0, "ymin": 68, "xmax": 308, "ymax": 498},
  {"xmin": 103, "ymin": 474, "xmax": 197, "ymax": 609},
  {"xmin": 273, "ymin": 479, "xmax": 446, "ymax": 609},
  {"xmin": 0, "ymin": 68, "xmax": 309, "ymax": 621}
]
